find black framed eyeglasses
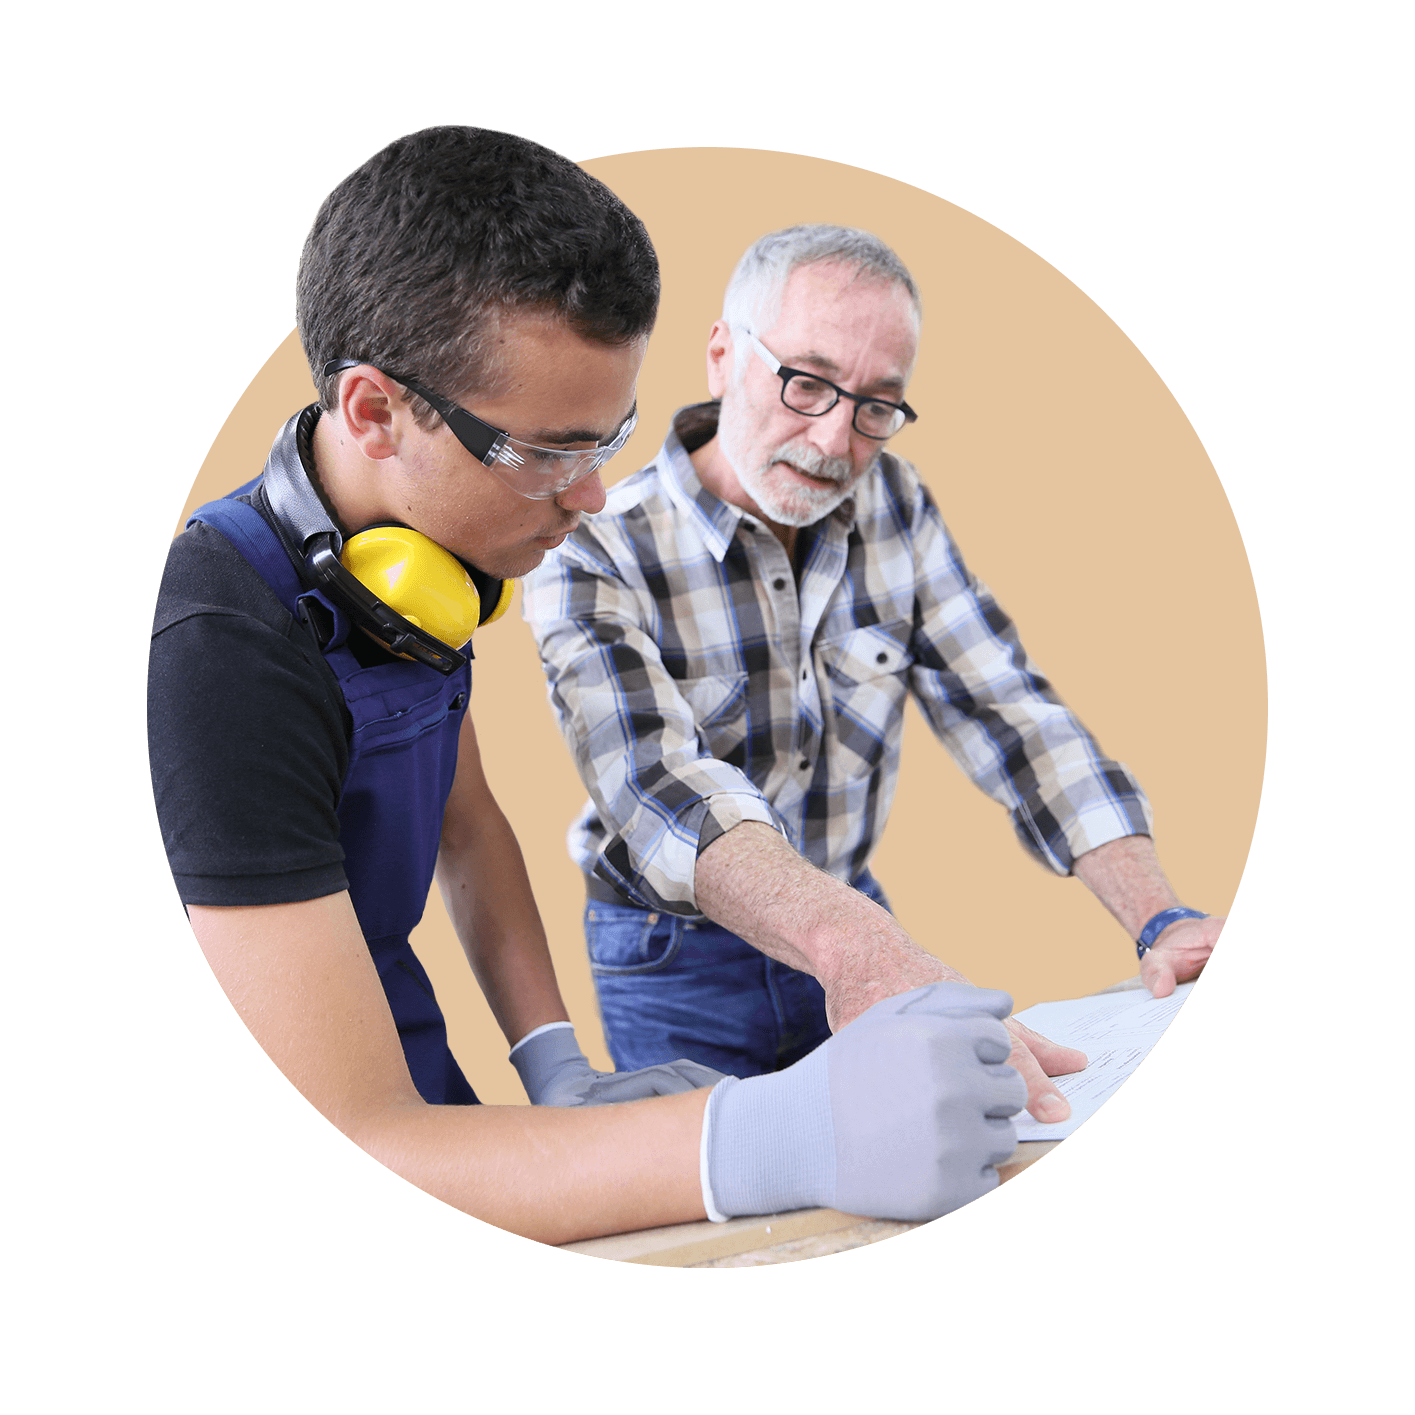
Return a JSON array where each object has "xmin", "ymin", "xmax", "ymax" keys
[
  {"xmin": 323, "ymin": 359, "xmax": 637, "ymax": 500},
  {"xmin": 745, "ymin": 333, "xmax": 917, "ymax": 440}
]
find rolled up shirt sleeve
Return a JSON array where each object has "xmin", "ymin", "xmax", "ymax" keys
[
  {"xmin": 525, "ymin": 535, "xmax": 781, "ymax": 914},
  {"xmin": 903, "ymin": 482, "xmax": 1153, "ymax": 874}
]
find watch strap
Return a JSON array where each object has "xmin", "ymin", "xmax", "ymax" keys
[{"xmin": 1136, "ymin": 906, "xmax": 1209, "ymax": 959}]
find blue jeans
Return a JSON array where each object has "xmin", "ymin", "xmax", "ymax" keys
[{"xmin": 585, "ymin": 874, "xmax": 891, "ymax": 1078}]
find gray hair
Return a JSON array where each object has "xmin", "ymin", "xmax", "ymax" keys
[{"xmin": 720, "ymin": 224, "xmax": 921, "ymax": 338}]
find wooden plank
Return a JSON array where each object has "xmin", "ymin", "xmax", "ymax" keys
[
  {"xmin": 690, "ymin": 1218, "xmax": 922, "ymax": 1267},
  {"xmin": 560, "ymin": 1140, "xmax": 1063, "ymax": 1266},
  {"xmin": 561, "ymin": 1207, "xmax": 865, "ymax": 1266}
]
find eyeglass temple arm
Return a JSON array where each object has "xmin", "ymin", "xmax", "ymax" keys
[
  {"xmin": 321, "ymin": 359, "xmax": 510, "ymax": 467},
  {"xmin": 745, "ymin": 331, "xmax": 781, "ymax": 374}
]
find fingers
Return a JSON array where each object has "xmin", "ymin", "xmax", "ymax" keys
[
  {"xmin": 666, "ymin": 1059, "xmax": 732, "ymax": 1088},
  {"xmin": 1144, "ymin": 915, "xmax": 1223, "ymax": 995},
  {"xmin": 1167, "ymin": 944, "xmax": 1211, "ymax": 985},
  {"xmin": 983, "ymin": 1116, "xmax": 1020, "ymax": 1168},
  {"xmin": 1008, "ymin": 1018, "xmax": 1087, "ymax": 1076},
  {"xmin": 982, "ymin": 1060, "xmax": 1028, "ymax": 1118},
  {"xmin": 817, "ymin": 1009, "xmax": 1031, "ymax": 1219},
  {"xmin": 874, "ymin": 992, "xmax": 1085, "ymax": 1122},
  {"xmin": 582, "ymin": 1058, "xmax": 730, "ymax": 1104},
  {"xmin": 1004, "ymin": 1020, "xmax": 1081, "ymax": 1124},
  {"xmin": 1142, "ymin": 951, "xmax": 1178, "ymax": 997},
  {"xmin": 581, "ymin": 1064, "xmax": 698, "ymax": 1103}
]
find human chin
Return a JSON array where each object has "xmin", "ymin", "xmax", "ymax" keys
[
  {"xmin": 448, "ymin": 537, "xmax": 544, "ymax": 581},
  {"xmin": 740, "ymin": 456, "xmax": 855, "ymax": 527}
]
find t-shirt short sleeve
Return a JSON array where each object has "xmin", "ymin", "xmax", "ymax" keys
[{"xmin": 148, "ymin": 520, "xmax": 352, "ymax": 907}]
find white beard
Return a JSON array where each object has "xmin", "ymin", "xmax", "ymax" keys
[{"xmin": 718, "ymin": 404, "xmax": 872, "ymax": 528}]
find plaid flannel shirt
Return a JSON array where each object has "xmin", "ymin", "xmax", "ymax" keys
[{"xmin": 522, "ymin": 403, "xmax": 1152, "ymax": 916}]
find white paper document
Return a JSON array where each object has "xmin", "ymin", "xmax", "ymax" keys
[{"xmin": 1009, "ymin": 981, "xmax": 1195, "ymax": 1141}]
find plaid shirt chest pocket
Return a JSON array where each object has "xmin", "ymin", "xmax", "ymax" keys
[
  {"xmin": 819, "ymin": 622, "xmax": 914, "ymax": 775},
  {"xmin": 676, "ymin": 670, "xmax": 750, "ymax": 758}
]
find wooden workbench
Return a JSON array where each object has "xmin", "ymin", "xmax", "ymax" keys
[{"xmin": 560, "ymin": 1139, "xmax": 1060, "ymax": 1266}]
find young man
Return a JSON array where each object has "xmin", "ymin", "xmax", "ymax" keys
[
  {"xmin": 524, "ymin": 225, "xmax": 1223, "ymax": 1109},
  {"xmin": 149, "ymin": 131, "xmax": 1028, "ymax": 1244}
]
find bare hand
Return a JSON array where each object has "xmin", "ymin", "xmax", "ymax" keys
[
  {"xmin": 1141, "ymin": 915, "xmax": 1224, "ymax": 997},
  {"xmin": 1005, "ymin": 1018, "xmax": 1088, "ymax": 1123}
]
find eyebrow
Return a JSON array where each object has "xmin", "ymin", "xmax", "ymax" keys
[
  {"xmin": 527, "ymin": 402, "xmax": 638, "ymax": 446},
  {"xmin": 787, "ymin": 352, "xmax": 907, "ymax": 396}
]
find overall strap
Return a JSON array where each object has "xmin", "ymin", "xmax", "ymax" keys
[
  {"xmin": 188, "ymin": 494, "xmax": 306, "ymax": 619},
  {"xmin": 187, "ymin": 483, "xmax": 476, "ymax": 1107}
]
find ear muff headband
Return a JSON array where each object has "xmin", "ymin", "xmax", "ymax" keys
[{"xmin": 259, "ymin": 408, "xmax": 510, "ymax": 675}]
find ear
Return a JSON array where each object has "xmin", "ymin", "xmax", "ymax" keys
[
  {"xmin": 334, "ymin": 366, "xmax": 409, "ymax": 461},
  {"xmin": 705, "ymin": 319, "xmax": 736, "ymax": 400}
]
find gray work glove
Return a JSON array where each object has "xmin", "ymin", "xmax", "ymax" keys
[
  {"xmin": 510, "ymin": 1022, "xmax": 727, "ymax": 1106},
  {"xmin": 703, "ymin": 982, "xmax": 1026, "ymax": 1222}
]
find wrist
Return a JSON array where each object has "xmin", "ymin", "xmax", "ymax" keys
[
  {"xmin": 699, "ymin": 1081, "xmax": 732, "ymax": 1222},
  {"xmin": 816, "ymin": 928, "xmax": 964, "ymax": 1004},
  {"xmin": 806, "ymin": 894, "xmax": 918, "ymax": 987},
  {"xmin": 507, "ymin": 1019, "xmax": 575, "ymax": 1058},
  {"xmin": 1135, "ymin": 907, "xmax": 1208, "ymax": 960},
  {"xmin": 703, "ymin": 1055, "xmax": 834, "ymax": 1219},
  {"xmin": 507, "ymin": 1023, "xmax": 591, "ymax": 1105}
]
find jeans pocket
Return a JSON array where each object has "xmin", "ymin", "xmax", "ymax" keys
[{"xmin": 585, "ymin": 903, "xmax": 683, "ymax": 975}]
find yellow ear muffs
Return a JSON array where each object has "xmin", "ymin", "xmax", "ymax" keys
[
  {"xmin": 479, "ymin": 574, "xmax": 515, "ymax": 627},
  {"xmin": 341, "ymin": 526, "xmax": 484, "ymax": 651}
]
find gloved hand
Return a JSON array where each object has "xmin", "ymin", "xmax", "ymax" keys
[
  {"xmin": 703, "ymin": 982, "xmax": 1026, "ymax": 1222},
  {"xmin": 509, "ymin": 1022, "xmax": 727, "ymax": 1106}
]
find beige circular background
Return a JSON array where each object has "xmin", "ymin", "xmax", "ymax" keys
[{"xmin": 175, "ymin": 148, "xmax": 1265, "ymax": 1105}]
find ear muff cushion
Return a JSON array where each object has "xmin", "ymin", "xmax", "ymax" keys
[{"xmin": 341, "ymin": 526, "xmax": 482, "ymax": 650}]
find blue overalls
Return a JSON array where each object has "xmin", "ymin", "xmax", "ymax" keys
[{"xmin": 188, "ymin": 492, "xmax": 479, "ymax": 1105}]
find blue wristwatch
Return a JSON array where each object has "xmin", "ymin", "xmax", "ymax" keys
[{"xmin": 1135, "ymin": 907, "xmax": 1209, "ymax": 960}]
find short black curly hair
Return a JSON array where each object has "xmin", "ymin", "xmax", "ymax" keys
[{"xmin": 297, "ymin": 126, "xmax": 660, "ymax": 424}]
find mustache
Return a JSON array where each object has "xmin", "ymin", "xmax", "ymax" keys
[{"xmin": 770, "ymin": 442, "xmax": 854, "ymax": 485}]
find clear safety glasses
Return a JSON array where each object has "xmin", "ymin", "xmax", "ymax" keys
[{"xmin": 323, "ymin": 359, "xmax": 637, "ymax": 500}]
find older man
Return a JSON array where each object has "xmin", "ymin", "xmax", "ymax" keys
[{"xmin": 525, "ymin": 224, "xmax": 1223, "ymax": 1122}]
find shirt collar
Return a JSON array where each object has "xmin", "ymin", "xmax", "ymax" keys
[{"xmin": 655, "ymin": 401, "xmax": 860, "ymax": 561}]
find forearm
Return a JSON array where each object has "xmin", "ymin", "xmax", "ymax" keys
[
  {"xmin": 351, "ymin": 1088, "xmax": 710, "ymax": 1244},
  {"xmin": 435, "ymin": 803, "xmax": 570, "ymax": 1048},
  {"xmin": 1070, "ymin": 834, "xmax": 1180, "ymax": 937},
  {"xmin": 191, "ymin": 894, "xmax": 706, "ymax": 1244},
  {"xmin": 694, "ymin": 822, "xmax": 967, "ymax": 998},
  {"xmin": 1072, "ymin": 834, "xmax": 1221, "ymax": 996}
]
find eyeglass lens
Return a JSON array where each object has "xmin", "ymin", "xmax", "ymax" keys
[{"xmin": 780, "ymin": 374, "xmax": 907, "ymax": 438}]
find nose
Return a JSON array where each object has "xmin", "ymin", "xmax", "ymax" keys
[
  {"xmin": 811, "ymin": 398, "xmax": 857, "ymax": 458},
  {"xmin": 556, "ymin": 469, "xmax": 607, "ymax": 515}
]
